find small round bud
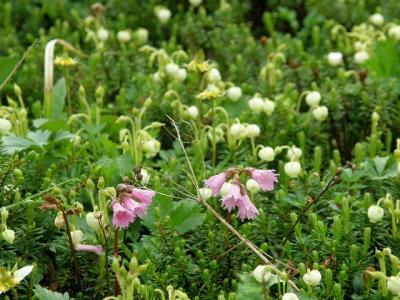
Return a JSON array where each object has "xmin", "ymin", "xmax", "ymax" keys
[
  {"xmin": 369, "ymin": 13, "xmax": 384, "ymax": 26},
  {"xmin": 354, "ymin": 51, "xmax": 369, "ymax": 64},
  {"xmin": 207, "ymin": 68, "xmax": 221, "ymax": 83},
  {"xmin": 327, "ymin": 52, "xmax": 343, "ymax": 66},
  {"xmin": 284, "ymin": 161, "xmax": 301, "ymax": 178},
  {"xmin": 282, "ymin": 293, "xmax": 299, "ymax": 300},
  {"xmin": 367, "ymin": 205, "xmax": 384, "ymax": 223},
  {"xmin": 312, "ymin": 106, "xmax": 329, "ymax": 122},
  {"xmin": 229, "ymin": 123, "xmax": 245, "ymax": 139},
  {"xmin": 258, "ymin": 146, "xmax": 275, "ymax": 162},
  {"xmin": 246, "ymin": 179, "xmax": 260, "ymax": 194},
  {"xmin": 389, "ymin": 26, "xmax": 400, "ymax": 41},
  {"xmin": 305, "ymin": 91, "xmax": 321, "ymax": 107},
  {"xmin": 248, "ymin": 96, "xmax": 264, "ymax": 113},
  {"xmin": 2, "ymin": 229, "xmax": 15, "ymax": 244},
  {"xmin": 187, "ymin": 106, "xmax": 199, "ymax": 119},
  {"xmin": 117, "ymin": 30, "xmax": 131, "ymax": 43},
  {"xmin": 245, "ymin": 124, "xmax": 260, "ymax": 138},
  {"xmin": 263, "ymin": 98, "xmax": 276, "ymax": 115},
  {"xmin": 388, "ymin": 276, "xmax": 400, "ymax": 296},
  {"xmin": 253, "ymin": 265, "xmax": 272, "ymax": 283},
  {"xmin": 140, "ymin": 169, "xmax": 150, "ymax": 185},
  {"xmin": 176, "ymin": 68, "xmax": 187, "ymax": 82},
  {"xmin": 303, "ymin": 269, "xmax": 322, "ymax": 286},
  {"xmin": 165, "ymin": 63, "xmax": 179, "ymax": 77},
  {"xmin": 220, "ymin": 182, "xmax": 231, "ymax": 197},
  {"xmin": 227, "ymin": 86, "xmax": 242, "ymax": 101},
  {"xmin": 71, "ymin": 230, "xmax": 84, "ymax": 245},
  {"xmin": 0, "ymin": 118, "xmax": 12, "ymax": 135},
  {"xmin": 189, "ymin": 0, "xmax": 202, "ymax": 7},
  {"xmin": 86, "ymin": 212, "xmax": 101, "ymax": 231},
  {"xmin": 97, "ymin": 28, "xmax": 109, "ymax": 41},
  {"xmin": 1, "ymin": 207, "xmax": 9, "ymax": 221},
  {"xmin": 156, "ymin": 7, "xmax": 171, "ymax": 24},
  {"xmin": 287, "ymin": 146, "xmax": 302, "ymax": 160},
  {"xmin": 54, "ymin": 211, "xmax": 65, "ymax": 228},
  {"xmin": 199, "ymin": 187, "xmax": 212, "ymax": 201}
]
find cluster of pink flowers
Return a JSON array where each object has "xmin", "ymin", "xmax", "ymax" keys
[
  {"xmin": 205, "ymin": 168, "xmax": 278, "ymax": 221},
  {"xmin": 112, "ymin": 184, "xmax": 156, "ymax": 229}
]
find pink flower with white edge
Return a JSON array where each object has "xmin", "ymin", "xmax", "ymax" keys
[
  {"xmin": 130, "ymin": 188, "xmax": 156, "ymax": 205},
  {"xmin": 236, "ymin": 192, "xmax": 259, "ymax": 220},
  {"xmin": 76, "ymin": 244, "xmax": 103, "ymax": 255},
  {"xmin": 112, "ymin": 200, "xmax": 134, "ymax": 229},
  {"xmin": 205, "ymin": 172, "xmax": 227, "ymax": 196},
  {"xmin": 221, "ymin": 183, "xmax": 241, "ymax": 211},
  {"xmin": 247, "ymin": 168, "xmax": 278, "ymax": 191}
]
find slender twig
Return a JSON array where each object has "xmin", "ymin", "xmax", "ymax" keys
[
  {"xmin": 99, "ymin": 218, "xmax": 110, "ymax": 295},
  {"xmin": 282, "ymin": 170, "xmax": 342, "ymax": 246}
]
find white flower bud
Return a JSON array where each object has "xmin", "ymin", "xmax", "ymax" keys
[
  {"xmin": 143, "ymin": 139, "xmax": 160, "ymax": 157},
  {"xmin": 227, "ymin": 86, "xmax": 242, "ymax": 101},
  {"xmin": 140, "ymin": 169, "xmax": 150, "ymax": 185},
  {"xmin": 284, "ymin": 161, "xmax": 301, "ymax": 178},
  {"xmin": 282, "ymin": 293, "xmax": 299, "ymax": 300},
  {"xmin": 156, "ymin": 7, "xmax": 171, "ymax": 24},
  {"xmin": 117, "ymin": 30, "xmax": 131, "ymax": 43},
  {"xmin": 165, "ymin": 63, "xmax": 179, "ymax": 77},
  {"xmin": 176, "ymin": 68, "xmax": 187, "ymax": 82},
  {"xmin": 71, "ymin": 230, "xmax": 84, "ymax": 245},
  {"xmin": 153, "ymin": 72, "xmax": 162, "ymax": 82},
  {"xmin": 354, "ymin": 41, "xmax": 366, "ymax": 51},
  {"xmin": 187, "ymin": 106, "xmax": 199, "ymax": 119},
  {"xmin": 229, "ymin": 123, "xmax": 245, "ymax": 138},
  {"xmin": 354, "ymin": 51, "xmax": 369, "ymax": 64},
  {"xmin": 249, "ymin": 96, "xmax": 264, "ymax": 113},
  {"xmin": 263, "ymin": 99, "xmax": 276, "ymax": 115},
  {"xmin": 305, "ymin": 91, "xmax": 321, "ymax": 107},
  {"xmin": 0, "ymin": 118, "xmax": 12, "ymax": 134},
  {"xmin": 189, "ymin": 0, "xmax": 202, "ymax": 7},
  {"xmin": 245, "ymin": 124, "xmax": 260, "ymax": 138},
  {"xmin": 327, "ymin": 52, "xmax": 343, "ymax": 66},
  {"xmin": 388, "ymin": 276, "xmax": 400, "ymax": 296},
  {"xmin": 208, "ymin": 68, "xmax": 221, "ymax": 83},
  {"xmin": 246, "ymin": 179, "xmax": 260, "ymax": 194},
  {"xmin": 136, "ymin": 28, "xmax": 149, "ymax": 44},
  {"xmin": 220, "ymin": 182, "xmax": 231, "ymax": 197},
  {"xmin": 287, "ymin": 146, "xmax": 302, "ymax": 160},
  {"xmin": 369, "ymin": 13, "xmax": 384, "ymax": 26},
  {"xmin": 1, "ymin": 207, "xmax": 9, "ymax": 221},
  {"xmin": 2, "ymin": 229, "xmax": 15, "ymax": 244},
  {"xmin": 97, "ymin": 28, "xmax": 109, "ymax": 41},
  {"xmin": 258, "ymin": 146, "xmax": 275, "ymax": 162},
  {"xmin": 303, "ymin": 269, "xmax": 321, "ymax": 286},
  {"xmin": 253, "ymin": 265, "xmax": 272, "ymax": 283},
  {"xmin": 368, "ymin": 205, "xmax": 384, "ymax": 223},
  {"xmin": 86, "ymin": 212, "xmax": 101, "ymax": 231},
  {"xmin": 312, "ymin": 106, "xmax": 329, "ymax": 122},
  {"xmin": 199, "ymin": 187, "xmax": 212, "ymax": 201},
  {"xmin": 389, "ymin": 26, "xmax": 400, "ymax": 41}
]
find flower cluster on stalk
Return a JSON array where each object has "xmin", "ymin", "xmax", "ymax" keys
[{"xmin": 204, "ymin": 167, "xmax": 278, "ymax": 221}]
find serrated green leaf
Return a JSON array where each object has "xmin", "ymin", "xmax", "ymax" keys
[
  {"xmin": 27, "ymin": 130, "xmax": 51, "ymax": 146},
  {"xmin": 1, "ymin": 135, "xmax": 35, "ymax": 154},
  {"xmin": 97, "ymin": 154, "xmax": 134, "ymax": 185},
  {"xmin": 33, "ymin": 285, "xmax": 70, "ymax": 300},
  {"xmin": 169, "ymin": 200, "xmax": 206, "ymax": 234}
]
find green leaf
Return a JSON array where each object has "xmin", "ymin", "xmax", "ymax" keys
[
  {"xmin": 27, "ymin": 130, "xmax": 51, "ymax": 146},
  {"xmin": 237, "ymin": 273, "xmax": 264, "ymax": 300},
  {"xmin": 0, "ymin": 56, "xmax": 19, "ymax": 86},
  {"xmin": 169, "ymin": 200, "xmax": 206, "ymax": 234},
  {"xmin": 97, "ymin": 155, "xmax": 134, "ymax": 185},
  {"xmin": 51, "ymin": 77, "xmax": 67, "ymax": 119},
  {"xmin": 141, "ymin": 192, "xmax": 175, "ymax": 231},
  {"xmin": 33, "ymin": 285, "xmax": 70, "ymax": 300},
  {"xmin": 1, "ymin": 135, "xmax": 35, "ymax": 154}
]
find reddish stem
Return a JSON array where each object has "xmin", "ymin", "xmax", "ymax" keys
[{"xmin": 113, "ymin": 228, "xmax": 120, "ymax": 296}]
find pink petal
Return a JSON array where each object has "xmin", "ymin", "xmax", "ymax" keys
[
  {"xmin": 205, "ymin": 172, "xmax": 227, "ymax": 196},
  {"xmin": 236, "ymin": 193, "xmax": 259, "ymax": 221},
  {"xmin": 76, "ymin": 244, "xmax": 103, "ymax": 255},
  {"xmin": 221, "ymin": 183, "xmax": 241, "ymax": 211},
  {"xmin": 250, "ymin": 169, "xmax": 278, "ymax": 191},
  {"xmin": 112, "ymin": 201, "xmax": 135, "ymax": 229},
  {"xmin": 131, "ymin": 188, "xmax": 155, "ymax": 205}
]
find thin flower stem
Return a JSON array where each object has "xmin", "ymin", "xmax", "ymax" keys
[
  {"xmin": 113, "ymin": 228, "xmax": 120, "ymax": 296},
  {"xmin": 282, "ymin": 171, "xmax": 341, "ymax": 245},
  {"xmin": 60, "ymin": 205, "xmax": 81, "ymax": 290}
]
